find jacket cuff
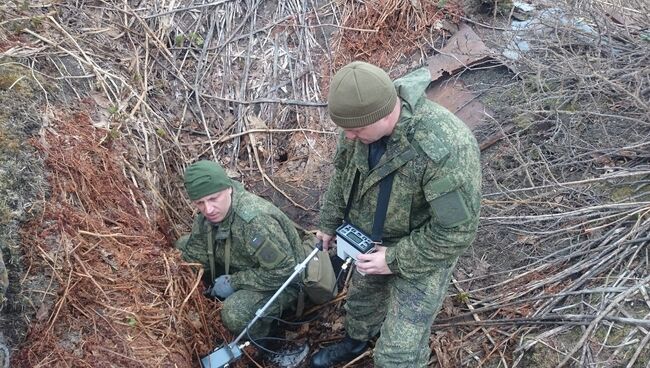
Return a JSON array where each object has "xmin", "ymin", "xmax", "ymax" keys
[
  {"xmin": 385, "ymin": 247, "xmax": 400, "ymax": 275},
  {"xmin": 318, "ymin": 220, "xmax": 339, "ymax": 237},
  {"xmin": 227, "ymin": 273, "xmax": 242, "ymax": 290}
]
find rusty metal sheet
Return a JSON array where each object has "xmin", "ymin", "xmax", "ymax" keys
[
  {"xmin": 425, "ymin": 23, "xmax": 496, "ymax": 131},
  {"xmin": 427, "ymin": 23, "xmax": 494, "ymax": 81},
  {"xmin": 426, "ymin": 78, "xmax": 491, "ymax": 131}
]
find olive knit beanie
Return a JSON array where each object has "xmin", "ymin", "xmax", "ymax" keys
[
  {"xmin": 184, "ymin": 160, "xmax": 232, "ymax": 201},
  {"xmin": 327, "ymin": 61, "xmax": 397, "ymax": 128}
]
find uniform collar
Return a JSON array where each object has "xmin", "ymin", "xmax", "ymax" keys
[{"xmin": 394, "ymin": 67, "xmax": 431, "ymax": 113}]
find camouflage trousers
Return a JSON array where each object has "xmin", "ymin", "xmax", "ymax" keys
[
  {"xmin": 175, "ymin": 235, "xmax": 298, "ymax": 338},
  {"xmin": 221, "ymin": 287, "xmax": 298, "ymax": 338},
  {"xmin": 0, "ymin": 252, "xmax": 7, "ymax": 303},
  {"xmin": 345, "ymin": 259, "xmax": 456, "ymax": 368}
]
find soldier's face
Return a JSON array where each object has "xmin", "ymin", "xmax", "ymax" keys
[
  {"xmin": 343, "ymin": 123, "xmax": 386, "ymax": 144},
  {"xmin": 193, "ymin": 187, "xmax": 233, "ymax": 223},
  {"xmin": 342, "ymin": 101, "xmax": 400, "ymax": 144}
]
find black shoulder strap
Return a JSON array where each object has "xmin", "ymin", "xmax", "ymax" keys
[
  {"xmin": 372, "ymin": 172, "xmax": 395, "ymax": 242},
  {"xmin": 343, "ymin": 170, "xmax": 396, "ymax": 243}
]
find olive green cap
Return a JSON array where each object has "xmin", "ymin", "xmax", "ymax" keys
[
  {"xmin": 327, "ymin": 61, "xmax": 397, "ymax": 128},
  {"xmin": 183, "ymin": 160, "xmax": 232, "ymax": 201}
]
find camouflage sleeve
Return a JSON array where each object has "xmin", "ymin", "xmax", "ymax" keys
[
  {"xmin": 228, "ymin": 215, "xmax": 297, "ymax": 292},
  {"xmin": 319, "ymin": 133, "xmax": 351, "ymax": 235},
  {"xmin": 175, "ymin": 216, "xmax": 211, "ymax": 271},
  {"xmin": 385, "ymin": 157, "xmax": 480, "ymax": 279}
]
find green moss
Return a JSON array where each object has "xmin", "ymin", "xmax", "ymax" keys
[
  {"xmin": 519, "ymin": 293, "xmax": 650, "ymax": 368},
  {"xmin": 601, "ymin": 180, "xmax": 650, "ymax": 202},
  {"xmin": 523, "ymin": 76, "xmax": 561, "ymax": 95},
  {"xmin": 542, "ymin": 97, "xmax": 564, "ymax": 111},
  {"xmin": 0, "ymin": 204, "xmax": 10, "ymax": 225},
  {"xmin": 593, "ymin": 324, "xmax": 627, "ymax": 346},
  {"xmin": 174, "ymin": 34, "xmax": 185, "ymax": 47},
  {"xmin": 610, "ymin": 185, "xmax": 636, "ymax": 201},
  {"xmin": 187, "ymin": 32, "xmax": 204, "ymax": 47},
  {"xmin": 456, "ymin": 291, "xmax": 470, "ymax": 304},
  {"xmin": 496, "ymin": 0, "xmax": 514, "ymax": 13},
  {"xmin": 0, "ymin": 72, "xmax": 28, "ymax": 92},
  {"xmin": 562, "ymin": 100, "xmax": 579, "ymax": 112},
  {"xmin": 29, "ymin": 16, "xmax": 45, "ymax": 30},
  {"xmin": 513, "ymin": 113, "xmax": 534, "ymax": 129},
  {"xmin": 0, "ymin": 63, "xmax": 40, "ymax": 98},
  {"xmin": 594, "ymin": 324, "xmax": 650, "ymax": 367},
  {"xmin": 12, "ymin": 0, "xmax": 29, "ymax": 11},
  {"xmin": 640, "ymin": 31, "xmax": 650, "ymax": 42},
  {"xmin": 519, "ymin": 337, "xmax": 564, "ymax": 368},
  {"xmin": 107, "ymin": 105, "xmax": 119, "ymax": 116},
  {"xmin": 637, "ymin": 183, "xmax": 650, "ymax": 201},
  {"xmin": 0, "ymin": 129, "xmax": 20, "ymax": 154}
]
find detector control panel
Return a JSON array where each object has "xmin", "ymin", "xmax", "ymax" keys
[{"xmin": 335, "ymin": 223, "xmax": 376, "ymax": 261}]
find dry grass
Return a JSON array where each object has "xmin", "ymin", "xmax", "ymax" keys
[
  {"xmin": 13, "ymin": 110, "xmax": 227, "ymax": 367},
  {"xmin": 0, "ymin": 0, "xmax": 648, "ymax": 367}
]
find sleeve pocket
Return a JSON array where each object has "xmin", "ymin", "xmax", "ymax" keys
[
  {"xmin": 430, "ymin": 190, "xmax": 471, "ymax": 228},
  {"xmin": 425, "ymin": 176, "xmax": 471, "ymax": 228},
  {"xmin": 254, "ymin": 241, "xmax": 288, "ymax": 268}
]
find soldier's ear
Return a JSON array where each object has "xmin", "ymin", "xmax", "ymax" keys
[{"xmin": 225, "ymin": 187, "xmax": 234, "ymax": 208}]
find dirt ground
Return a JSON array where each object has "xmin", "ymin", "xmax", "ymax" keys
[{"xmin": 1, "ymin": 0, "xmax": 649, "ymax": 367}]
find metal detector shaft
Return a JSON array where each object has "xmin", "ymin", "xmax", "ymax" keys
[{"xmin": 231, "ymin": 243, "xmax": 322, "ymax": 346}]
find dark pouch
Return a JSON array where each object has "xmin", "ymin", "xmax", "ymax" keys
[{"xmin": 301, "ymin": 237, "xmax": 337, "ymax": 305}]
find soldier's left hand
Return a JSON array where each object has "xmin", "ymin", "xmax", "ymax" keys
[
  {"xmin": 211, "ymin": 275, "xmax": 235, "ymax": 299},
  {"xmin": 355, "ymin": 246, "xmax": 392, "ymax": 275}
]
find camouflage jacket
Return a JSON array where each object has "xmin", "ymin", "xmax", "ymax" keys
[
  {"xmin": 183, "ymin": 182, "xmax": 304, "ymax": 291},
  {"xmin": 319, "ymin": 68, "xmax": 482, "ymax": 280}
]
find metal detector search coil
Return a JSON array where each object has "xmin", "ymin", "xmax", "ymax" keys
[{"xmin": 335, "ymin": 223, "xmax": 376, "ymax": 261}]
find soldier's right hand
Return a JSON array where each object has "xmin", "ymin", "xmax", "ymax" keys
[{"xmin": 316, "ymin": 230, "xmax": 334, "ymax": 251}]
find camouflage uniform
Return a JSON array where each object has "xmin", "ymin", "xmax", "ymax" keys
[
  {"xmin": 176, "ymin": 182, "xmax": 304, "ymax": 337},
  {"xmin": 319, "ymin": 68, "xmax": 482, "ymax": 367}
]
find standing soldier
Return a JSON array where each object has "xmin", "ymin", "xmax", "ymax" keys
[{"xmin": 311, "ymin": 61, "xmax": 482, "ymax": 367}]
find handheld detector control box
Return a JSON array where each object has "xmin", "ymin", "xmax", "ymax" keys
[
  {"xmin": 200, "ymin": 342, "xmax": 243, "ymax": 368},
  {"xmin": 335, "ymin": 223, "xmax": 376, "ymax": 261}
]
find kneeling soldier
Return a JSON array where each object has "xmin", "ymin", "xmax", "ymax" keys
[{"xmin": 176, "ymin": 160, "xmax": 305, "ymax": 340}]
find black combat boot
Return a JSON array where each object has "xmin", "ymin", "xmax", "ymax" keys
[
  {"xmin": 310, "ymin": 335, "xmax": 368, "ymax": 368},
  {"xmin": 255, "ymin": 327, "xmax": 310, "ymax": 368},
  {"xmin": 265, "ymin": 343, "xmax": 310, "ymax": 368}
]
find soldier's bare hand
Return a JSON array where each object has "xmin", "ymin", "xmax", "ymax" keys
[
  {"xmin": 356, "ymin": 246, "xmax": 392, "ymax": 275},
  {"xmin": 316, "ymin": 230, "xmax": 334, "ymax": 251}
]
